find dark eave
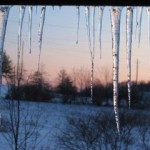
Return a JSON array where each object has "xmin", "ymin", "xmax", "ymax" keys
[{"xmin": 0, "ymin": 0, "xmax": 150, "ymax": 6}]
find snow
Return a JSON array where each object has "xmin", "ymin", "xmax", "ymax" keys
[
  {"xmin": 0, "ymin": 100, "xmax": 106, "ymax": 150},
  {"xmin": 0, "ymin": 99, "xmax": 149, "ymax": 150}
]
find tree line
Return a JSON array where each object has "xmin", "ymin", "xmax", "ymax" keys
[{"xmin": 2, "ymin": 52, "xmax": 150, "ymax": 109}]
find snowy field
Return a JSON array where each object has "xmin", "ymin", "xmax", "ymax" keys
[{"xmin": 0, "ymin": 99, "xmax": 149, "ymax": 150}]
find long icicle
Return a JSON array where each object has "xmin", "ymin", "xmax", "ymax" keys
[
  {"xmin": 110, "ymin": 7, "xmax": 123, "ymax": 135},
  {"xmin": 147, "ymin": 7, "xmax": 150, "ymax": 48},
  {"xmin": 29, "ymin": 6, "xmax": 33, "ymax": 53},
  {"xmin": 91, "ymin": 7, "xmax": 96, "ymax": 104},
  {"xmin": 76, "ymin": 6, "xmax": 80, "ymax": 44},
  {"xmin": 85, "ymin": 6, "xmax": 91, "ymax": 53},
  {"xmin": 18, "ymin": 6, "xmax": 25, "ymax": 81},
  {"xmin": 0, "ymin": 6, "xmax": 10, "ymax": 126},
  {"xmin": 126, "ymin": 7, "xmax": 134, "ymax": 109},
  {"xmin": 98, "ymin": 6, "xmax": 104, "ymax": 59},
  {"xmin": 85, "ymin": 6, "xmax": 95, "ymax": 104},
  {"xmin": 38, "ymin": 6, "xmax": 46, "ymax": 72},
  {"xmin": 134, "ymin": 7, "xmax": 138, "ymax": 40},
  {"xmin": 137, "ymin": 7, "xmax": 143, "ymax": 47},
  {"xmin": 18, "ymin": 6, "xmax": 26, "ymax": 56}
]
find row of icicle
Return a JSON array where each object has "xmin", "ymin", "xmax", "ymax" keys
[{"xmin": 0, "ymin": 6, "xmax": 150, "ymax": 133}]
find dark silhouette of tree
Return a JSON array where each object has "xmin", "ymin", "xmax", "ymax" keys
[
  {"xmin": 56, "ymin": 69, "xmax": 77, "ymax": 103},
  {"xmin": 2, "ymin": 51, "xmax": 14, "ymax": 83},
  {"xmin": 20, "ymin": 71, "xmax": 52, "ymax": 101}
]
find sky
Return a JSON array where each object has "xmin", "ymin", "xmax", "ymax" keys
[{"xmin": 3, "ymin": 6, "xmax": 150, "ymax": 84}]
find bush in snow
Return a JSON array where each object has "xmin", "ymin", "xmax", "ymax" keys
[{"xmin": 56, "ymin": 110, "xmax": 150, "ymax": 150}]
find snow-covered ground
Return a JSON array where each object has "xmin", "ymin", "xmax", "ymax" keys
[{"xmin": 0, "ymin": 99, "xmax": 149, "ymax": 150}]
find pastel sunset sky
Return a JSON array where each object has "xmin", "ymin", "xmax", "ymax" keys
[{"xmin": 4, "ymin": 6, "xmax": 150, "ymax": 84}]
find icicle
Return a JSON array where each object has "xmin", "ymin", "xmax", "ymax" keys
[
  {"xmin": 110, "ymin": 7, "xmax": 123, "ymax": 135},
  {"xmin": 85, "ymin": 6, "xmax": 91, "ymax": 52},
  {"xmin": 0, "ymin": 6, "xmax": 10, "ymax": 126},
  {"xmin": 76, "ymin": 6, "xmax": 80, "ymax": 44},
  {"xmin": 29, "ymin": 6, "xmax": 33, "ymax": 53},
  {"xmin": 126, "ymin": 7, "xmax": 134, "ymax": 109},
  {"xmin": 92, "ymin": 7, "xmax": 96, "ymax": 56},
  {"xmin": 137, "ymin": 7, "xmax": 143, "ymax": 47},
  {"xmin": 18, "ymin": 6, "xmax": 26, "ymax": 57},
  {"xmin": 85, "ymin": 6, "xmax": 92, "ymax": 102},
  {"xmin": 21, "ymin": 40, "xmax": 24, "ymax": 77},
  {"xmin": 147, "ymin": 7, "xmax": 150, "ymax": 48},
  {"xmin": 91, "ymin": 7, "xmax": 96, "ymax": 103},
  {"xmin": 0, "ymin": 7, "xmax": 10, "ymax": 91},
  {"xmin": 134, "ymin": 7, "xmax": 138, "ymax": 40},
  {"xmin": 17, "ymin": 6, "xmax": 25, "ymax": 80},
  {"xmin": 85, "ymin": 6, "xmax": 96, "ymax": 103},
  {"xmin": 99, "ymin": 6, "xmax": 104, "ymax": 59},
  {"xmin": 38, "ymin": 6, "xmax": 46, "ymax": 72}
]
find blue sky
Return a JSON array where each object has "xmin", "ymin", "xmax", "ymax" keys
[{"xmin": 4, "ymin": 6, "xmax": 150, "ymax": 83}]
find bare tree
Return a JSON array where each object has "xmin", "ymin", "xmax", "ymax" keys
[
  {"xmin": 71, "ymin": 67, "xmax": 91, "ymax": 104},
  {"xmin": 0, "ymin": 50, "xmax": 49, "ymax": 150}
]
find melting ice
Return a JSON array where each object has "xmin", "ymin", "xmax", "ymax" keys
[{"xmin": 110, "ymin": 7, "xmax": 123, "ymax": 134}]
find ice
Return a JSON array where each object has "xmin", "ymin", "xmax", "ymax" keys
[
  {"xmin": 76, "ymin": 6, "xmax": 80, "ymax": 44},
  {"xmin": 18, "ymin": 6, "xmax": 26, "ymax": 55},
  {"xmin": 17, "ymin": 6, "xmax": 26, "ymax": 80},
  {"xmin": 21, "ymin": 41, "xmax": 24, "ymax": 75},
  {"xmin": 0, "ymin": 6, "xmax": 10, "ymax": 125},
  {"xmin": 137, "ymin": 7, "xmax": 143, "ymax": 47},
  {"xmin": 147, "ymin": 7, "xmax": 150, "ymax": 47},
  {"xmin": 38, "ymin": 6, "xmax": 46, "ymax": 71},
  {"xmin": 92, "ymin": 7, "xmax": 95, "ymax": 55},
  {"xmin": 85, "ymin": 6, "xmax": 91, "ymax": 52},
  {"xmin": 110, "ymin": 7, "xmax": 123, "ymax": 134},
  {"xmin": 85, "ymin": 6, "xmax": 96, "ymax": 103},
  {"xmin": 29, "ymin": 6, "xmax": 33, "ymax": 53},
  {"xmin": 134, "ymin": 7, "xmax": 138, "ymax": 40},
  {"xmin": 91, "ymin": 7, "xmax": 96, "ymax": 103},
  {"xmin": 98, "ymin": 6, "xmax": 104, "ymax": 59},
  {"xmin": 0, "ymin": 7, "xmax": 10, "ymax": 93},
  {"xmin": 126, "ymin": 7, "xmax": 134, "ymax": 109}
]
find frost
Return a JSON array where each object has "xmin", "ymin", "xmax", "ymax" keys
[
  {"xmin": 126, "ymin": 7, "xmax": 134, "ymax": 109},
  {"xmin": 28, "ymin": 6, "xmax": 33, "ymax": 53},
  {"xmin": 147, "ymin": 7, "xmax": 150, "ymax": 47},
  {"xmin": 76, "ymin": 6, "xmax": 80, "ymax": 44},
  {"xmin": 38, "ymin": 6, "xmax": 46, "ymax": 71},
  {"xmin": 98, "ymin": 6, "xmax": 104, "ymax": 59},
  {"xmin": 110, "ymin": 7, "xmax": 123, "ymax": 134}
]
